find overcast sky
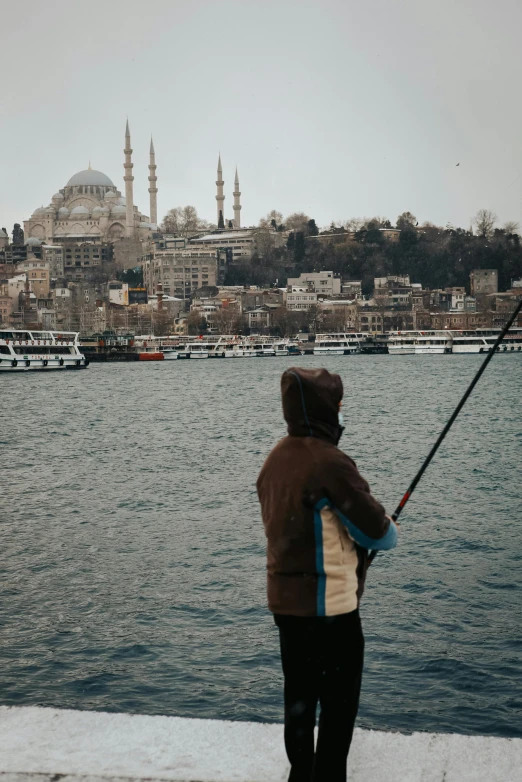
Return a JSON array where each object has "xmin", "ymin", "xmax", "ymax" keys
[{"xmin": 1, "ymin": 0, "xmax": 521, "ymax": 233}]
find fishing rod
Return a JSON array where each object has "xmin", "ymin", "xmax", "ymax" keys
[{"xmin": 369, "ymin": 296, "xmax": 522, "ymax": 564}]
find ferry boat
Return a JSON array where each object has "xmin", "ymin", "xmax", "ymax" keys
[
  {"xmin": 0, "ymin": 329, "xmax": 89, "ymax": 371},
  {"xmin": 450, "ymin": 329, "xmax": 522, "ymax": 353},
  {"xmin": 313, "ymin": 333, "xmax": 362, "ymax": 356},
  {"xmin": 414, "ymin": 330, "xmax": 453, "ymax": 354},
  {"xmin": 387, "ymin": 332, "xmax": 418, "ymax": 355},
  {"xmin": 252, "ymin": 341, "xmax": 276, "ymax": 357}
]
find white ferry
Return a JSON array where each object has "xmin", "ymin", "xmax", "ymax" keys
[
  {"xmin": 414, "ymin": 330, "xmax": 453, "ymax": 354},
  {"xmin": 313, "ymin": 333, "xmax": 362, "ymax": 356},
  {"xmin": 387, "ymin": 332, "xmax": 418, "ymax": 355},
  {"xmin": 252, "ymin": 341, "xmax": 276, "ymax": 357},
  {"xmin": 0, "ymin": 329, "xmax": 89, "ymax": 371},
  {"xmin": 450, "ymin": 329, "xmax": 522, "ymax": 353}
]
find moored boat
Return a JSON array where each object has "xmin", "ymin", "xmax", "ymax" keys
[{"xmin": 0, "ymin": 329, "xmax": 89, "ymax": 371}]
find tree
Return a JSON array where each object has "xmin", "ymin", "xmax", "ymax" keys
[
  {"xmin": 186, "ymin": 310, "xmax": 208, "ymax": 335},
  {"xmin": 473, "ymin": 209, "xmax": 497, "ymax": 238},
  {"xmin": 212, "ymin": 307, "xmax": 242, "ymax": 334},
  {"xmin": 294, "ymin": 232, "xmax": 306, "ymax": 264},
  {"xmin": 285, "ymin": 212, "xmax": 310, "ymax": 232},
  {"xmin": 307, "ymin": 219, "xmax": 319, "ymax": 236},
  {"xmin": 344, "ymin": 218, "xmax": 367, "ymax": 232},
  {"xmin": 259, "ymin": 210, "xmax": 284, "ymax": 231},
  {"xmin": 396, "ymin": 211, "xmax": 417, "ymax": 231},
  {"xmin": 161, "ymin": 206, "xmax": 210, "ymax": 236},
  {"xmin": 503, "ymin": 220, "xmax": 520, "ymax": 236}
]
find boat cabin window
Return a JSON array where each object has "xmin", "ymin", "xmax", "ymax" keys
[{"xmin": 0, "ymin": 345, "xmax": 11, "ymax": 354}]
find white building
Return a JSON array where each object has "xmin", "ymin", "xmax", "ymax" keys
[
  {"xmin": 190, "ymin": 231, "xmax": 256, "ymax": 261},
  {"xmin": 286, "ymin": 291, "xmax": 319, "ymax": 311},
  {"xmin": 287, "ymin": 271, "xmax": 341, "ymax": 297}
]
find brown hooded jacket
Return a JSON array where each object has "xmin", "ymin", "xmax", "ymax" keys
[{"xmin": 256, "ymin": 367, "xmax": 397, "ymax": 616}]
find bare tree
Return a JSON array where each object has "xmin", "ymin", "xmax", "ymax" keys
[
  {"xmin": 503, "ymin": 220, "xmax": 520, "ymax": 235},
  {"xmin": 259, "ymin": 210, "xmax": 284, "ymax": 230},
  {"xmin": 186, "ymin": 310, "xmax": 207, "ymax": 335},
  {"xmin": 285, "ymin": 212, "xmax": 310, "ymax": 232},
  {"xmin": 161, "ymin": 206, "xmax": 211, "ymax": 237},
  {"xmin": 473, "ymin": 209, "xmax": 497, "ymax": 238},
  {"xmin": 212, "ymin": 307, "xmax": 242, "ymax": 334}
]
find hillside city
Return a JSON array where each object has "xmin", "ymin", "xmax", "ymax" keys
[{"xmin": 2, "ymin": 127, "xmax": 522, "ymax": 340}]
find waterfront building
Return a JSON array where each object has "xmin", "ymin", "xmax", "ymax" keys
[
  {"xmin": 247, "ymin": 305, "xmax": 275, "ymax": 332},
  {"xmin": 286, "ymin": 291, "xmax": 319, "ymax": 311},
  {"xmin": 24, "ymin": 122, "xmax": 156, "ymax": 244},
  {"xmin": 287, "ymin": 271, "xmax": 341, "ymax": 297}
]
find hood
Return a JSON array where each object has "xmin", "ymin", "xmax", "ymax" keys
[{"xmin": 281, "ymin": 367, "xmax": 344, "ymax": 444}]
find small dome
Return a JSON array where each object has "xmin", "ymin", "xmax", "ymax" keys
[
  {"xmin": 117, "ymin": 196, "xmax": 126, "ymax": 206},
  {"xmin": 66, "ymin": 169, "xmax": 114, "ymax": 187},
  {"xmin": 91, "ymin": 206, "xmax": 103, "ymax": 215},
  {"xmin": 104, "ymin": 191, "xmax": 118, "ymax": 201},
  {"xmin": 58, "ymin": 207, "xmax": 70, "ymax": 216},
  {"xmin": 111, "ymin": 204, "xmax": 126, "ymax": 215},
  {"xmin": 98, "ymin": 205, "xmax": 110, "ymax": 214},
  {"xmin": 70, "ymin": 205, "xmax": 90, "ymax": 217},
  {"xmin": 52, "ymin": 192, "xmax": 64, "ymax": 202},
  {"xmin": 27, "ymin": 237, "xmax": 43, "ymax": 246},
  {"xmin": 32, "ymin": 207, "xmax": 45, "ymax": 217}
]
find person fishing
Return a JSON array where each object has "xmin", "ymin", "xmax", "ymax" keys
[{"xmin": 257, "ymin": 367, "xmax": 399, "ymax": 782}]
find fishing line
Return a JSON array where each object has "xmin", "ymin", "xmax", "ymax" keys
[{"xmin": 369, "ymin": 296, "xmax": 522, "ymax": 564}]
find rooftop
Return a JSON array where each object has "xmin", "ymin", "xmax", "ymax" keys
[{"xmin": 66, "ymin": 169, "xmax": 114, "ymax": 187}]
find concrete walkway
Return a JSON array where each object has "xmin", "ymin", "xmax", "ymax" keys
[{"xmin": 1, "ymin": 706, "xmax": 521, "ymax": 782}]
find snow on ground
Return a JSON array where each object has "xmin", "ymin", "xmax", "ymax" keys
[{"xmin": 0, "ymin": 706, "xmax": 521, "ymax": 782}]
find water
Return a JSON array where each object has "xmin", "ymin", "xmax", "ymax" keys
[{"xmin": 1, "ymin": 355, "xmax": 522, "ymax": 737}]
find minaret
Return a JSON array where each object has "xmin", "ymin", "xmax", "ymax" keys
[
  {"xmin": 233, "ymin": 167, "xmax": 241, "ymax": 228},
  {"xmin": 216, "ymin": 154, "xmax": 225, "ymax": 229},
  {"xmin": 124, "ymin": 120, "xmax": 135, "ymax": 238},
  {"xmin": 148, "ymin": 136, "xmax": 158, "ymax": 226}
]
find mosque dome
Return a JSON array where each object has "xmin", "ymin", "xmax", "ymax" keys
[
  {"xmin": 91, "ymin": 206, "xmax": 103, "ymax": 216},
  {"xmin": 98, "ymin": 205, "xmax": 110, "ymax": 214},
  {"xmin": 27, "ymin": 237, "xmax": 42, "ymax": 246},
  {"xmin": 66, "ymin": 169, "xmax": 114, "ymax": 187},
  {"xmin": 111, "ymin": 204, "xmax": 126, "ymax": 215},
  {"xmin": 117, "ymin": 196, "xmax": 126, "ymax": 206},
  {"xmin": 58, "ymin": 207, "xmax": 70, "ymax": 217},
  {"xmin": 104, "ymin": 191, "xmax": 118, "ymax": 201},
  {"xmin": 52, "ymin": 192, "xmax": 64, "ymax": 203},
  {"xmin": 70, "ymin": 205, "xmax": 90, "ymax": 217},
  {"xmin": 32, "ymin": 207, "xmax": 45, "ymax": 217}
]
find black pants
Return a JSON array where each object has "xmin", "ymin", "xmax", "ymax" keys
[{"xmin": 274, "ymin": 610, "xmax": 364, "ymax": 782}]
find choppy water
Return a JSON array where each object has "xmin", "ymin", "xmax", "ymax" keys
[{"xmin": 1, "ymin": 355, "xmax": 522, "ymax": 737}]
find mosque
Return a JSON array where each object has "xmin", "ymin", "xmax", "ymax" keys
[
  {"xmin": 23, "ymin": 121, "xmax": 244, "ymax": 245},
  {"xmin": 23, "ymin": 122, "xmax": 158, "ymax": 244}
]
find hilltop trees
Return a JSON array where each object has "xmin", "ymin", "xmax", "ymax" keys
[
  {"xmin": 162, "ymin": 206, "xmax": 212, "ymax": 236},
  {"xmin": 473, "ymin": 209, "xmax": 497, "ymax": 238}
]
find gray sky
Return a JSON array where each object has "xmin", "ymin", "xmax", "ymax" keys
[{"xmin": 2, "ymin": 0, "xmax": 522, "ymax": 233}]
